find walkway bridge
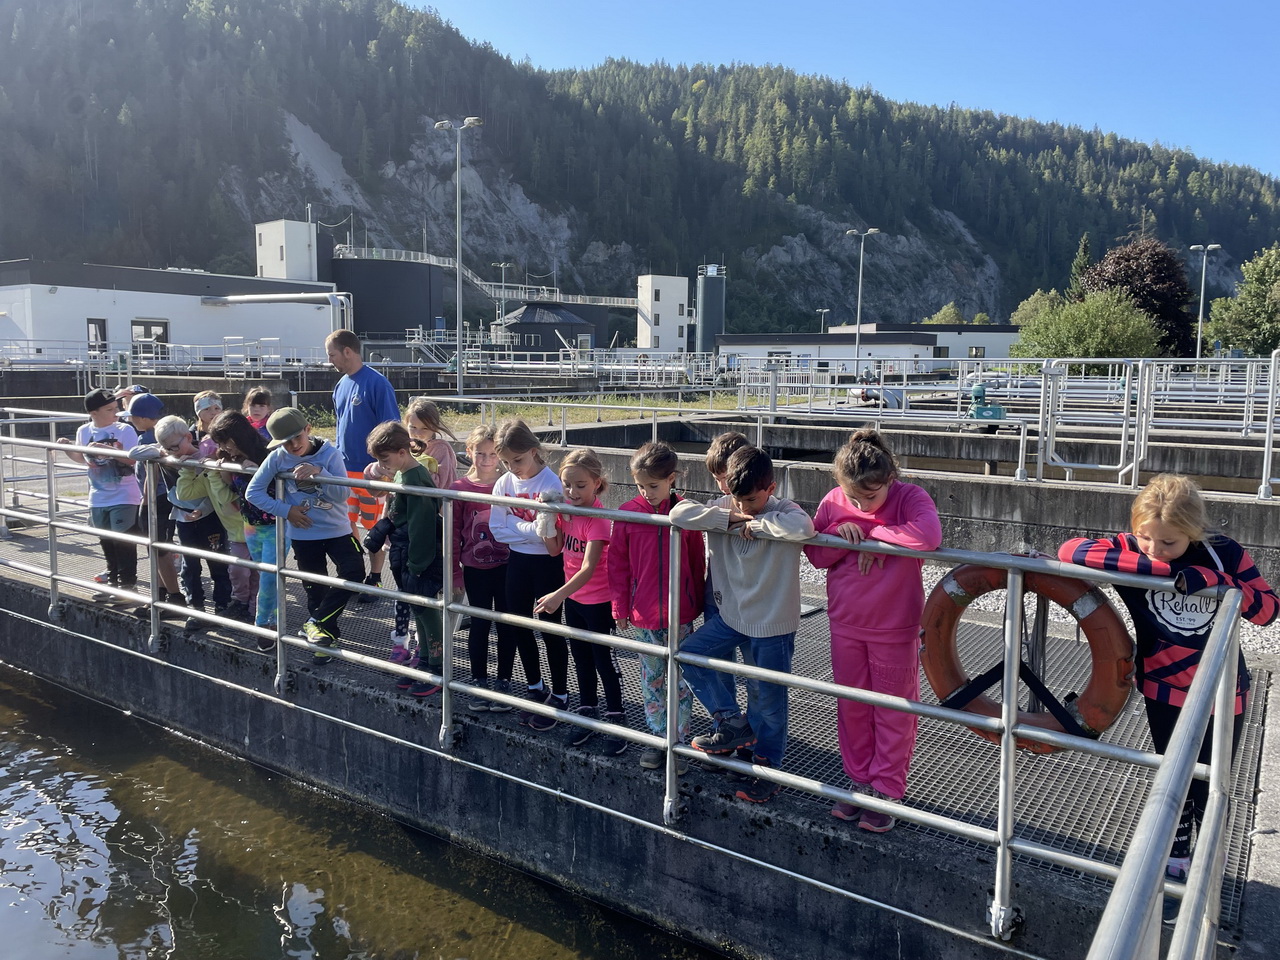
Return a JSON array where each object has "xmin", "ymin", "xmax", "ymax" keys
[{"xmin": 0, "ymin": 405, "xmax": 1275, "ymax": 960}]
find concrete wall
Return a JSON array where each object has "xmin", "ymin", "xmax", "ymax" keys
[{"xmin": 0, "ymin": 582, "xmax": 1113, "ymax": 960}]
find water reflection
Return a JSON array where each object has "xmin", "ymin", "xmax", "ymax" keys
[{"xmin": 0, "ymin": 668, "xmax": 718, "ymax": 960}]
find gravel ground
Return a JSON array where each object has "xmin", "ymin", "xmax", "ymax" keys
[{"xmin": 798, "ymin": 556, "xmax": 1280, "ymax": 661}]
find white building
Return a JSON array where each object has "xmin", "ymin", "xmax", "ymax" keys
[
  {"xmin": 256, "ymin": 219, "xmax": 319, "ymax": 281},
  {"xmin": 0, "ymin": 259, "xmax": 340, "ymax": 364},
  {"xmin": 716, "ymin": 322, "xmax": 1020, "ymax": 374},
  {"xmin": 636, "ymin": 274, "xmax": 690, "ymax": 352}
]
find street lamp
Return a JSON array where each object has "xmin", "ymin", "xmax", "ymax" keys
[
  {"xmin": 846, "ymin": 227, "xmax": 881, "ymax": 365},
  {"xmin": 435, "ymin": 115, "xmax": 483, "ymax": 394},
  {"xmin": 1189, "ymin": 243, "xmax": 1221, "ymax": 361},
  {"xmin": 816, "ymin": 308, "xmax": 830, "ymax": 335},
  {"xmin": 490, "ymin": 261, "xmax": 512, "ymax": 326}
]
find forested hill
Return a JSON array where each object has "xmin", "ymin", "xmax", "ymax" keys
[{"xmin": 1, "ymin": 0, "xmax": 1276, "ymax": 330}]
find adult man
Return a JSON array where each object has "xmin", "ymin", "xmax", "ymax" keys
[{"xmin": 327, "ymin": 329, "xmax": 400, "ymax": 598}]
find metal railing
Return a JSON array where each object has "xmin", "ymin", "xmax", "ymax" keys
[{"xmin": 0, "ymin": 424, "xmax": 1248, "ymax": 958}]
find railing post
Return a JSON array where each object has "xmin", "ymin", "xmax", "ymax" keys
[
  {"xmin": 989, "ymin": 567, "xmax": 1024, "ymax": 940},
  {"xmin": 0, "ymin": 416, "xmax": 12, "ymax": 540},
  {"xmin": 560, "ymin": 406, "xmax": 568, "ymax": 446},
  {"xmin": 145, "ymin": 462, "xmax": 162, "ymax": 650},
  {"xmin": 662, "ymin": 517, "xmax": 683, "ymax": 826},
  {"xmin": 1258, "ymin": 348, "xmax": 1279, "ymax": 499},
  {"xmin": 44, "ymin": 447, "xmax": 60, "ymax": 618},
  {"xmin": 272, "ymin": 478, "xmax": 288, "ymax": 695},
  {"xmin": 439, "ymin": 493, "xmax": 456, "ymax": 750}
]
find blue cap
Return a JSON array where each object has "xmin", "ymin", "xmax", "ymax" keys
[{"xmin": 121, "ymin": 393, "xmax": 165, "ymax": 420}]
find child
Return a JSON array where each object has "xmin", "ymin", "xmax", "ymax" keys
[
  {"xmin": 192, "ymin": 391, "xmax": 223, "ymax": 457},
  {"xmin": 246, "ymin": 407, "xmax": 363, "ymax": 662},
  {"xmin": 57, "ymin": 388, "xmax": 141, "ymax": 603},
  {"xmin": 207, "ymin": 410, "xmax": 284, "ymax": 645},
  {"xmin": 404, "ymin": 397, "xmax": 458, "ymax": 489},
  {"xmin": 670, "ymin": 446, "xmax": 814, "ymax": 803},
  {"xmin": 365, "ymin": 421, "xmax": 444, "ymax": 697},
  {"xmin": 1059, "ymin": 474, "xmax": 1277, "ymax": 894},
  {"xmin": 489, "ymin": 419, "xmax": 568, "ymax": 726},
  {"xmin": 610, "ymin": 441, "xmax": 706, "ymax": 771},
  {"xmin": 451, "ymin": 424, "xmax": 514, "ymax": 712},
  {"xmin": 534, "ymin": 449, "xmax": 626, "ymax": 749},
  {"xmin": 804, "ymin": 429, "xmax": 942, "ymax": 833},
  {"xmin": 140, "ymin": 416, "xmax": 233, "ymax": 631},
  {"xmin": 242, "ymin": 388, "xmax": 274, "ymax": 440},
  {"xmin": 702, "ymin": 432, "xmax": 749, "ymax": 621},
  {"xmin": 122, "ymin": 393, "xmax": 184, "ymax": 614}
]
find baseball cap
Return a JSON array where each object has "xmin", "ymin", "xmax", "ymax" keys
[
  {"xmin": 84, "ymin": 388, "xmax": 116, "ymax": 412},
  {"xmin": 266, "ymin": 407, "xmax": 309, "ymax": 448},
  {"xmin": 121, "ymin": 393, "xmax": 165, "ymax": 420}
]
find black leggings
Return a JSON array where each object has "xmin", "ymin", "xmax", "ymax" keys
[
  {"xmin": 1144, "ymin": 696, "xmax": 1245, "ymax": 859},
  {"xmin": 505, "ymin": 551, "xmax": 567, "ymax": 694},
  {"xmin": 565, "ymin": 598, "xmax": 623, "ymax": 712},
  {"xmin": 463, "ymin": 563, "xmax": 516, "ymax": 681}
]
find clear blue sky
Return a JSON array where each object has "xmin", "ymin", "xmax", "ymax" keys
[{"xmin": 426, "ymin": 0, "xmax": 1278, "ymax": 177}]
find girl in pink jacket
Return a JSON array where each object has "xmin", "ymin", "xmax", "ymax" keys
[
  {"xmin": 804, "ymin": 429, "xmax": 941, "ymax": 832},
  {"xmin": 608, "ymin": 442, "xmax": 706, "ymax": 771}
]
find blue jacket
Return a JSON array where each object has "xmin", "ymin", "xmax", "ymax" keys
[{"xmin": 245, "ymin": 438, "xmax": 352, "ymax": 541}]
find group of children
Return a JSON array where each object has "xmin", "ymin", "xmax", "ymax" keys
[{"xmin": 64, "ymin": 386, "xmax": 1278, "ymax": 879}]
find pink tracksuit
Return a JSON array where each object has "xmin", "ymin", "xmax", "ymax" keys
[{"xmin": 804, "ymin": 481, "xmax": 941, "ymax": 799}]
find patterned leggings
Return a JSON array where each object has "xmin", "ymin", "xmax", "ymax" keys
[{"xmin": 635, "ymin": 623, "xmax": 694, "ymax": 741}]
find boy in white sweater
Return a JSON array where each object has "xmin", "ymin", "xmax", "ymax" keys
[{"xmin": 669, "ymin": 446, "xmax": 814, "ymax": 802}]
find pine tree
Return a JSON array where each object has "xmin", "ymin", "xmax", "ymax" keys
[{"xmin": 1066, "ymin": 232, "xmax": 1091, "ymax": 302}]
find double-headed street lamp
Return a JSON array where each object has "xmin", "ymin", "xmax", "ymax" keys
[
  {"xmin": 435, "ymin": 115, "xmax": 483, "ymax": 394},
  {"xmin": 491, "ymin": 261, "xmax": 512, "ymax": 326},
  {"xmin": 1189, "ymin": 243, "xmax": 1221, "ymax": 361},
  {"xmin": 845, "ymin": 227, "xmax": 881, "ymax": 364},
  {"xmin": 816, "ymin": 308, "xmax": 830, "ymax": 335}
]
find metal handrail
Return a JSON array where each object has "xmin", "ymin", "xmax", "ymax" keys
[{"xmin": 0, "ymin": 429, "xmax": 1251, "ymax": 954}]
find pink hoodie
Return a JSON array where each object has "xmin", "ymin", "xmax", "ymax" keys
[
  {"xmin": 608, "ymin": 493, "xmax": 706, "ymax": 629},
  {"xmin": 804, "ymin": 482, "xmax": 942, "ymax": 643}
]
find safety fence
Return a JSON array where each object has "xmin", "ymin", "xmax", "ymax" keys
[{"xmin": 0, "ymin": 421, "xmax": 1247, "ymax": 959}]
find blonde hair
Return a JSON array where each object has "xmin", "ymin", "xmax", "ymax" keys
[
  {"xmin": 833, "ymin": 428, "xmax": 898, "ymax": 489},
  {"xmin": 560, "ymin": 448, "xmax": 608, "ymax": 495},
  {"xmin": 1131, "ymin": 474, "xmax": 1209, "ymax": 542},
  {"xmin": 465, "ymin": 423, "xmax": 499, "ymax": 481},
  {"xmin": 494, "ymin": 418, "xmax": 545, "ymax": 464},
  {"xmin": 405, "ymin": 397, "xmax": 456, "ymax": 441}
]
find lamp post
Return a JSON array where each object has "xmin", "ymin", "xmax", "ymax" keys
[
  {"xmin": 816, "ymin": 308, "xmax": 830, "ymax": 335},
  {"xmin": 846, "ymin": 228, "xmax": 880, "ymax": 365},
  {"xmin": 490, "ymin": 260, "xmax": 512, "ymax": 327},
  {"xmin": 435, "ymin": 116, "xmax": 483, "ymax": 394},
  {"xmin": 1189, "ymin": 243, "xmax": 1221, "ymax": 361}
]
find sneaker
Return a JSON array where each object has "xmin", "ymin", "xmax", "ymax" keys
[
  {"xmin": 735, "ymin": 758, "xmax": 780, "ymax": 803},
  {"xmin": 691, "ymin": 714, "xmax": 756, "ymax": 755},
  {"xmin": 726, "ymin": 746, "xmax": 755, "ymax": 782},
  {"xmin": 93, "ymin": 569, "xmax": 110, "ymax": 584},
  {"xmin": 357, "ymin": 572, "xmax": 380, "ymax": 604},
  {"xmin": 528, "ymin": 693, "xmax": 568, "ymax": 732},
  {"xmin": 466, "ymin": 678, "xmax": 492, "ymax": 712},
  {"xmin": 388, "ymin": 644, "xmax": 411, "ymax": 665},
  {"xmin": 488, "ymin": 678, "xmax": 514, "ymax": 713},
  {"xmin": 256, "ymin": 631, "xmax": 276, "ymax": 652},
  {"xmin": 222, "ymin": 599, "xmax": 251, "ymax": 622},
  {"xmin": 409, "ymin": 679, "xmax": 442, "ymax": 698},
  {"xmin": 565, "ymin": 705, "xmax": 598, "ymax": 747},
  {"xmin": 638, "ymin": 746, "xmax": 687, "ymax": 774},
  {"xmin": 183, "ymin": 611, "xmax": 203, "ymax": 633},
  {"xmin": 600, "ymin": 711, "xmax": 627, "ymax": 756},
  {"xmin": 1163, "ymin": 859, "xmax": 1189, "ymax": 926},
  {"xmin": 159, "ymin": 595, "xmax": 189, "ymax": 622},
  {"xmin": 302, "ymin": 620, "xmax": 336, "ymax": 664},
  {"xmin": 859, "ymin": 790, "xmax": 897, "ymax": 833},
  {"xmin": 831, "ymin": 800, "xmax": 862, "ymax": 821},
  {"xmin": 516, "ymin": 686, "xmax": 548, "ymax": 726}
]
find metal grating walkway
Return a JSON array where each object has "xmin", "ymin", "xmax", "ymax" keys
[{"xmin": 0, "ymin": 517, "xmax": 1264, "ymax": 928}]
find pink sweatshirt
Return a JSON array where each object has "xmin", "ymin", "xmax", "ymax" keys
[
  {"xmin": 804, "ymin": 482, "xmax": 942, "ymax": 643},
  {"xmin": 609, "ymin": 493, "xmax": 706, "ymax": 629},
  {"xmin": 449, "ymin": 475, "xmax": 510, "ymax": 589}
]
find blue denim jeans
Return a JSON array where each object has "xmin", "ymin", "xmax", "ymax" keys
[{"xmin": 680, "ymin": 611, "xmax": 794, "ymax": 765}]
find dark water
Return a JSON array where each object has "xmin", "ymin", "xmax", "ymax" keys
[{"xmin": 0, "ymin": 665, "xmax": 720, "ymax": 960}]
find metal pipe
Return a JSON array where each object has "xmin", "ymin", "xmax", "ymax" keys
[
  {"xmin": 1259, "ymin": 348, "xmax": 1280, "ymax": 498},
  {"xmin": 990, "ymin": 567, "xmax": 1025, "ymax": 940},
  {"xmin": 43, "ymin": 448, "xmax": 60, "ymax": 615},
  {"xmin": 439, "ymin": 492, "xmax": 456, "ymax": 749}
]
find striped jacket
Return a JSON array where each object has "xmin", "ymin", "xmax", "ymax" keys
[{"xmin": 1058, "ymin": 534, "xmax": 1277, "ymax": 714}]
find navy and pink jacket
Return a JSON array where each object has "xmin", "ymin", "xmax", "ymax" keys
[
  {"xmin": 608, "ymin": 493, "xmax": 706, "ymax": 630},
  {"xmin": 1058, "ymin": 533, "xmax": 1277, "ymax": 714},
  {"xmin": 804, "ymin": 482, "xmax": 942, "ymax": 644}
]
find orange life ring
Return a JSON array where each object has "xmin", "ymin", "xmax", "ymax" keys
[{"xmin": 920, "ymin": 564, "xmax": 1134, "ymax": 754}]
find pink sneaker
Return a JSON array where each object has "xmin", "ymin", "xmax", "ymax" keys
[{"xmin": 389, "ymin": 646, "xmax": 411, "ymax": 664}]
